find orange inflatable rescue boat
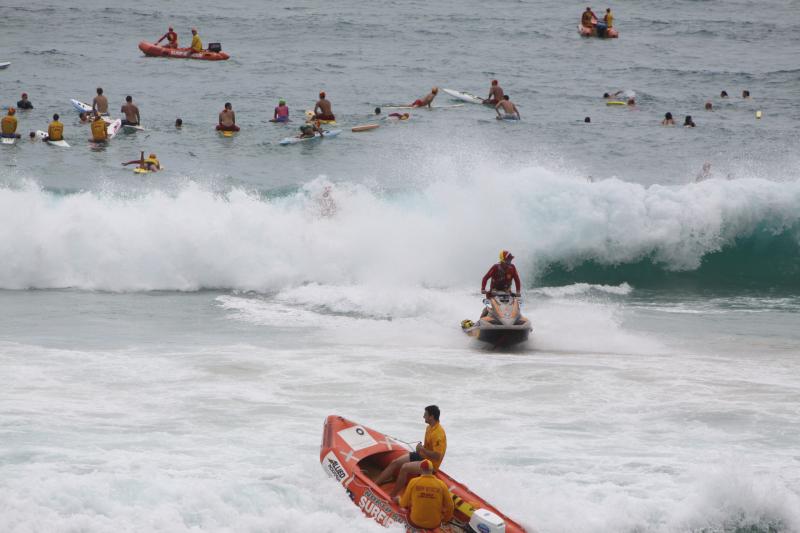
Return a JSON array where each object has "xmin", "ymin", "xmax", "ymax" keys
[
  {"xmin": 321, "ymin": 415, "xmax": 527, "ymax": 533},
  {"xmin": 138, "ymin": 41, "xmax": 230, "ymax": 60}
]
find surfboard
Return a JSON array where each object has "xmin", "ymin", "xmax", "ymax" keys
[
  {"xmin": 351, "ymin": 124, "xmax": 379, "ymax": 132},
  {"xmin": 219, "ymin": 130, "xmax": 236, "ymax": 137},
  {"xmin": 496, "ymin": 115, "xmax": 520, "ymax": 121},
  {"xmin": 304, "ymin": 110, "xmax": 336, "ymax": 125},
  {"xmin": 1, "ymin": 136, "xmax": 16, "ymax": 145},
  {"xmin": 279, "ymin": 129, "xmax": 341, "ymax": 145},
  {"xmin": 71, "ymin": 99, "xmax": 93, "ymax": 113},
  {"xmin": 442, "ymin": 88, "xmax": 484, "ymax": 104},
  {"xmin": 35, "ymin": 130, "xmax": 70, "ymax": 147},
  {"xmin": 383, "ymin": 104, "xmax": 464, "ymax": 110},
  {"xmin": 106, "ymin": 119, "xmax": 122, "ymax": 139},
  {"xmin": 606, "ymin": 101, "xmax": 627, "ymax": 106},
  {"xmin": 0, "ymin": 62, "xmax": 10, "ymax": 70},
  {"xmin": 133, "ymin": 166, "xmax": 163, "ymax": 174},
  {"xmin": 122, "ymin": 124, "xmax": 145, "ymax": 133}
]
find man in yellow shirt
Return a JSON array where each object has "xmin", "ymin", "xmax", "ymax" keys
[
  {"xmin": 90, "ymin": 113, "xmax": 108, "ymax": 142},
  {"xmin": 1, "ymin": 107, "xmax": 21, "ymax": 139},
  {"xmin": 603, "ymin": 8, "xmax": 614, "ymax": 28},
  {"xmin": 399, "ymin": 459, "xmax": 454, "ymax": 529},
  {"xmin": 374, "ymin": 405, "xmax": 447, "ymax": 499},
  {"xmin": 189, "ymin": 28, "xmax": 203, "ymax": 53},
  {"xmin": 45, "ymin": 114, "xmax": 64, "ymax": 142}
]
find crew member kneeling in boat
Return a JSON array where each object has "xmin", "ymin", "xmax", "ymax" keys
[
  {"xmin": 374, "ymin": 405, "xmax": 447, "ymax": 500},
  {"xmin": 216, "ymin": 102, "xmax": 240, "ymax": 132},
  {"xmin": 399, "ymin": 459, "xmax": 454, "ymax": 529},
  {"xmin": 156, "ymin": 26, "xmax": 178, "ymax": 48}
]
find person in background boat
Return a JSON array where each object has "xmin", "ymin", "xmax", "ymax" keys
[
  {"xmin": 495, "ymin": 95, "xmax": 520, "ymax": 120},
  {"xmin": 16, "ymin": 92, "xmax": 33, "ymax": 110},
  {"xmin": 661, "ymin": 112, "xmax": 675, "ymax": 125},
  {"xmin": 216, "ymin": 102, "xmax": 240, "ymax": 132},
  {"xmin": 271, "ymin": 99, "xmax": 290, "ymax": 123},
  {"xmin": 627, "ymin": 98, "xmax": 636, "ymax": 107},
  {"xmin": 374, "ymin": 405, "xmax": 447, "ymax": 500},
  {"xmin": 720, "ymin": 90, "xmax": 729, "ymax": 98},
  {"xmin": 122, "ymin": 151, "xmax": 160, "ymax": 171},
  {"xmin": 313, "ymin": 92, "xmax": 335, "ymax": 121},
  {"xmin": 90, "ymin": 113, "xmax": 108, "ymax": 142},
  {"xmin": 175, "ymin": 118, "xmax": 183, "ymax": 129},
  {"xmin": 603, "ymin": 8, "xmax": 614, "ymax": 28},
  {"xmin": 156, "ymin": 26, "xmax": 178, "ymax": 48},
  {"xmin": 79, "ymin": 112, "xmax": 89, "ymax": 123},
  {"xmin": 684, "ymin": 115, "xmax": 696, "ymax": 127},
  {"xmin": 484, "ymin": 80, "xmax": 504, "ymax": 105},
  {"xmin": 411, "ymin": 87, "xmax": 438, "ymax": 108},
  {"xmin": 120, "ymin": 95, "xmax": 140, "ymax": 126},
  {"xmin": 1, "ymin": 108, "xmax": 21, "ymax": 139},
  {"xmin": 399, "ymin": 459, "xmax": 454, "ymax": 530},
  {"xmin": 189, "ymin": 28, "xmax": 203, "ymax": 53},
  {"xmin": 93, "ymin": 87, "xmax": 109, "ymax": 116},
  {"xmin": 481, "ymin": 250, "xmax": 521, "ymax": 298},
  {"xmin": 44, "ymin": 114, "xmax": 64, "ymax": 142},
  {"xmin": 581, "ymin": 7, "xmax": 597, "ymax": 28}
]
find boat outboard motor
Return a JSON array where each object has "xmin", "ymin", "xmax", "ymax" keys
[
  {"xmin": 468, "ymin": 508, "xmax": 506, "ymax": 533},
  {"xmin": 208, "ymin": 42, "xmax": 222, "ymax": 52}
]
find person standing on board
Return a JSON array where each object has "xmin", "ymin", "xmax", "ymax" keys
[
  {"xmin": 411, "ymin": 87, "xmax": 438, "ymax": 108},
  {"xmin": 399, "ymin": 459, "xmax": 454, "ymax": 530},
  {"xmin": 485, "ymin": 80, "xmax": 504, "ymax": 105},
  {"xmin": 189, "ymin": 28, "xmax": 203, "ymax": 53},
  {"xmin": 216, "ymin": 102, "xmax": 240, "ymax": 132},
  {"xmin": 92, "ymin": 88, "xmax": 109, "ymax": 116},
  {"xmin": 155, "ymin": 26, "xmax": 178, "ymax": 48},
  {"xmin": 374, "ymin": 405, "xmax": 447, "ymax": 500},
  {"xmin": 313, "ymin": 92, "xmax": 335, "ymax": 121},
  {"xmin": 120, "ymin": 96, "xmax": 140, "ymax": 126}
]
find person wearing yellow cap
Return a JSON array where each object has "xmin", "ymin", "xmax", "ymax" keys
[
  {"xmin": 156, "ymin": 26, "xmax": 179, "ymax": 48},
  {"xmin": 313, "ymin": 92, "xmax": 335, "ymax": 121},
  {"xmin": 189, "ymin": 28, "xmax": 203, "ymax": 53},
  {"xmin": 122, "ymin": 151, "xmax": 160, "ymax": 172},
  {"xmin": 398, "ymin": 459, "xmax": 454, "ymax": 529},
  {"xmin": 1, "ymin": 107, "xmax": 21, "ymax": 139},
  {"xmin": 481, "ymin": 250, "xmax": 521, "ymax": 298},
  {"xmin": 374, "ymin": 405, "xmax": 447, "ymax": 500},
  {"xmin": 411, "ymin": 87, "xmax": 438, "ymax": 108}
]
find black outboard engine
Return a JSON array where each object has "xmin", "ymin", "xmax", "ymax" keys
[{"xmin": 208, "ymin": 42, "xmax": 222, "ymax": 52}]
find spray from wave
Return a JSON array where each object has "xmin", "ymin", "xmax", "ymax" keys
[{"xmin": 0, "ymin": 166, "xmax": 798, "ymax": 292}]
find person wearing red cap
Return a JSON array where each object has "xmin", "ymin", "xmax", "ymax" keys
[
  {"xmin": 313, "ymin": 92, "xmax": 335, "ymax": 121},
  {"xmin": 16, "ymin": 93, "xmax": 33, "ymax": 110},
  {"xmin": 156, "ymin": 26, "xmax": 179, "ymax": 48},
  {"xmin": 481, "ymin": 250, "xmax": 521, "ymax": 298},
  {"xmin": 374, "ymin": 405, "xmax": 447, "ymax": 499},
  {"xmin": 484, "ymin": 80, "xmax": 504, "ymax": 105},
  {"xmin": 398, "ymin": 459, "xmax": 454, "ymax": 529}
]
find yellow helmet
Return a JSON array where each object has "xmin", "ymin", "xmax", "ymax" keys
[{"xmin": 499, "ymin": 250, "xmax": 514, "ymax": 262}]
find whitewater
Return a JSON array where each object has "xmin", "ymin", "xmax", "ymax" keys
[{"xmin": 2, "ymin": 0, "xmax": 800, "ymax": 531}]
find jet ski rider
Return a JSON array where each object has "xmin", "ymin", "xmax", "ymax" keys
[{"xmin": 481, "ymin": 250, "xmax": 521, "ymax": 298}]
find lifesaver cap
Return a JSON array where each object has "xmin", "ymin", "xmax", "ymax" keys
[
  {"xmin": 21, "ymin": 92, "xmax": 28, "ymax": 98},
  {"xmin": 7, "ymin": 107, "xmax": 15, "ymax": 115},
  {"xmin": 279, "ymin": 99, "xmax": 286, "ymax": 105},
  {"xmin": 499, "ymin": 250, "xmax": 514, "ymax": 262},
  {"xmin": 420, "ymin": 459, "xmax": 433, "ymax": 472},
  {"xmin": 432, "ymin": 87, "xmax": 438, "ymax": 94},
  {"xmin": 319, "ymin": 91, "xmax": 326, "ymax": 98},
  {"xmin": 491, "ymin": 80, "xmax": 498, "ymax": 86}
]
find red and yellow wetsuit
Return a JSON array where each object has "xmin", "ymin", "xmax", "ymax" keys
[{"xmin": 481, "ymin": 262, "xmax": 521, "ymax": 294}]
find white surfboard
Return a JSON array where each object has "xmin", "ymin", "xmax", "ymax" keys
[
  {"xmin": 35, "ymin": 130, "xmax": 70, "ymax": 147},
  {"xmin": 383, "ymin": 103, "xmax": 465, "ymax": 110},
  {"xmin": 122, "ymin": 123, "xmax": 145, "ymax": 133},
  {"xmin": 1, "ymin": 136, "xmax": 16, "ymax": 145},
  {"xmin": 0, "ymin": 62, "xmax": 10, "ymax": 70},
  {"xmin": 442, "ymin": 88, "xmax": 484, "ymax": 104},
  {"xmin": 106, "ymin": 119, "xmax": 122, "ymax": 139},
  {"xmin": 279, "ymin": 129, "xmax": 341, "ymax": 145}
]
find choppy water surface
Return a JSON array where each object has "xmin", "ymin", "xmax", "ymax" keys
[{"xmin": 1, "ymin": 0, "xmax": 798, "ymax": 531}]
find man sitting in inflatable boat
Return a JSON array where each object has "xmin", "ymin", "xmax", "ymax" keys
[{"xmin": 481, "ymin": 250, "xmax": 521, "ymax": 300}]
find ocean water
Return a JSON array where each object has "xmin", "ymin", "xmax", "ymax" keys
[{"xmin": 1, "ymin": 1, "xmax": 799, "ymax": 532}]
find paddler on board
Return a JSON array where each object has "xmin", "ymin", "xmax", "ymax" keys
[
  {"xmin": 122, "ymin": 151, "xmax": 160, "ymax": 172},
  {"xmin": 92, "ymin": 87, "xmax": 109, "ymax": 116},
  {"xmin": 298, "ymin": 121, "xmax": 324, "ymax": 139},
  {"xmin": 43, "ymin": 114, "xmax": 64, "ymax": 142},
  {"xmin": 411, "ymin": 87, "xmax": 438, "ymax": 108},
  {"xmin": 216, "ymin": 102, "xmax": 240, "ymax": 132},
  {"xmin": 155, "ymin": 26, "xmax": 179, "ymax": 48},
  {"xmin": 271, "ymin": 99, "xmax": 290, "ymax": 123},
  {"xmin": 89, "ymin": 112, "xmax": 108, "ymax": 143},
  {"xmin": 374, "ymin": 405, "xmax": 447, "ymax": 501},
  {"xmin": 120, "ymin": 95, "xmax": 141, "ymax": 127},
  {"xmin": 484, "ymin": 80, "xmax": 504, "ymax": 105},
  {"xmin": 399, "ymin": 459, "xmax": 454, "ymax": 530},
  {"xmin": 495, "ymin": 95, "xmax": 521, "ymax": 120},
  {"xmin": 1, "ymin": 107, "xmax": 22, "ymax": 140},
  {"xmin": 313, "ymin": 92, "xmax": 335, "ymax": 122}
]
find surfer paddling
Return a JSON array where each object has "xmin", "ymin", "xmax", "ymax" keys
[{"xmin": 411, "ymin": 87, "xmax": 438, "ymax": 108}]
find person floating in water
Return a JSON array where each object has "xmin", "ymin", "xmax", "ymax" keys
[
  {"xmin": 411, "ymin": 87, "xmax": 438, "ymax": 108},
  {"xmin": 17, "ymin": 92, "xmax": 33, "ymax": 110},
  {"xmin": 662, "ymin": 112, "xmax": 675, "ymax": 125},
  {"xmin": 684, "ymin": 115, "xmax": 696, "ymax": 127},
  {"xmin": 156, "ymin": 26, "xmax": 178, "ymax": 48}
]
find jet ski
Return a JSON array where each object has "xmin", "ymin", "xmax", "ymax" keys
[{"xmin": 461, "ymin": 291, "xmax": 532, "ymax": 346}]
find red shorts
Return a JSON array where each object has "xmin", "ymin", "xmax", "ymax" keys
[
  {"xmin": 314, "ymin": 114, "xmax": 335, "ymax": 121},
  {"xmin": 216, "ymin": 124, "xmax": 240, "ymax": 132},
  {"xmin": 412, "ymin": 99, "xmax": 424, "ymax": 107}
]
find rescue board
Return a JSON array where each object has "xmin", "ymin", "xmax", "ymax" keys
[
  {"xmin": 442, "ymin": 88, "xmax": 484, "ymax": 104},
  {"xmin": 106, "ymin": 119, "xmax": 122, "ymax": 139},
  {"xmin": 305, "ymin": 110, "xmax": 336, "ymax": 125},
  {"xmin": 35, "ymin": 130, "xmax": 70, "ymax": 147},
  {"xmin": 219, "ymin": 130, "xmax": 236, "ymax": 137},
  {"xmin": 1, "ymin": 136, "xmax": 17, "ymax": 145},
  {"xmin": 384, "ymin": 104, "xmax": 464, "ymax": 110},
  {"xmin": 0, "ymin": 62, "xmax": 10, "ymax": 69},
  {"xmin": 133, "ymin": 166, "xmax": 163, "ymax": 174},
  {"xmin": 280, "ymin": 129, "xmax": 341, "ymax": 145},
  {"xmin": 351, "ymin": 123, "xmax": 380, "ymax": 132},
  {"xmin": 122, "ymin": 124, "xmax": 145, "ymax": 133},
  {"xmin": 606, "ymin": 101, "xmax": 627, "ymax": 106}
]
